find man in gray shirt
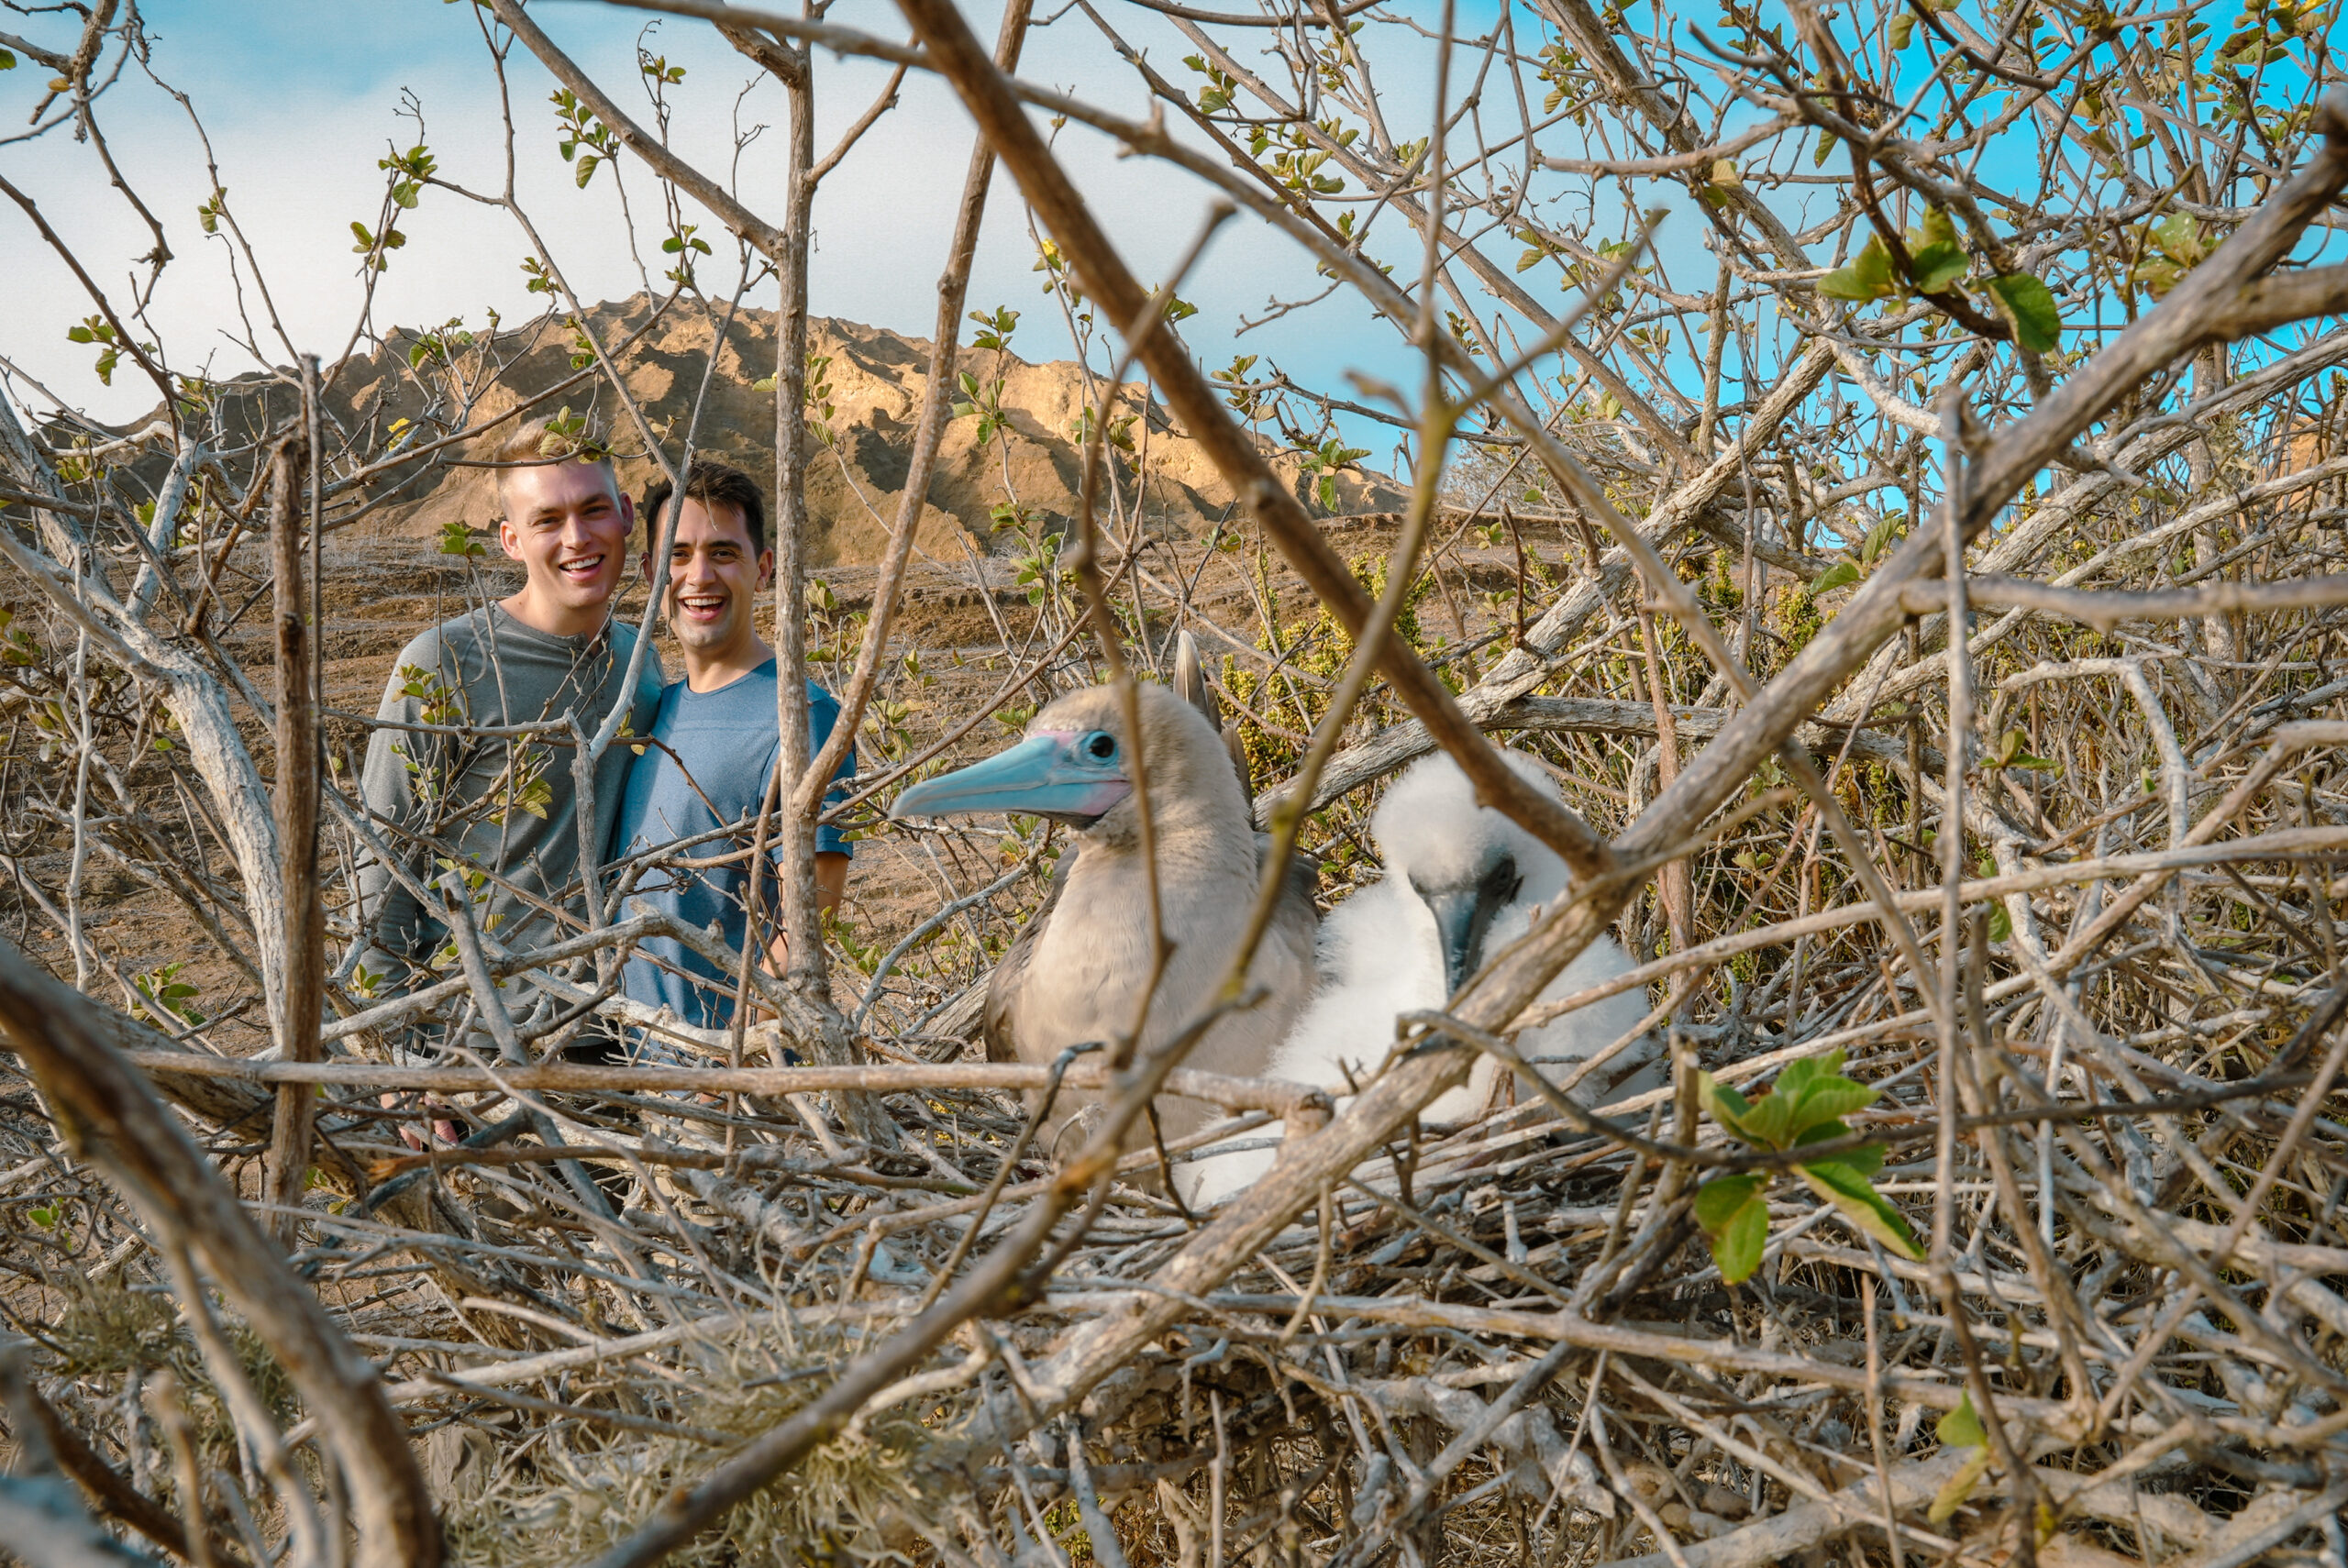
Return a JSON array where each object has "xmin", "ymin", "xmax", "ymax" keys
[{"xmin": 351, "ymin": 414, "xmax": 664, "ymax": 1015}]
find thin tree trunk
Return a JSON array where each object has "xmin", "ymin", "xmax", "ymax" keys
[
  {"xmin": 262, "ymin": 429, "xmax": 322, "ymax": 1236},
  {"xmin": 771, "ymin": 44, "xmax": 827, "ymax": 1014},
  {"xmin": 792, "ymin": 0, "xmax": 1033, "ymax": 818},
  {"xmin": 762, "ymin": 45, "xmax": 895, "ymax": 1143},
  {"xmin": 1636, "ymin": 605, "xmax": 1691, "ymax": 962}
]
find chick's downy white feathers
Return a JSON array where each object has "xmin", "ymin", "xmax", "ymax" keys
[
  {"xmin": 1368, "ymin": 747, "xmax": 1574, "ymax": 914},
  {"xmin": 1190, "ymin": 748, "xmax": 1654, "ymax": 1203}
]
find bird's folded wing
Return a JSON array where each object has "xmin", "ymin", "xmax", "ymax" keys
[{"xmin": 983, "ymin": 844, "xmax": 1075, "ymax": 1064}]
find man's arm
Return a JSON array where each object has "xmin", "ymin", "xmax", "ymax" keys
[
  {"xmin": 759, "ymin": 853, "xmax": 848, "ymax": 984},
  {"xmin": 757, "ymin": 687, "xmax": 855, "ymax": 975},
  {"xmin": 806, "ymin": 685, "xmax": 855, "ymax": 922},
  {"xmin": 349, "ymin": 632, "xmax": 447, "ymax": 988},
  {"xmin": 815, "ymin": 852, "xmax": 848, "ymax": 916}
]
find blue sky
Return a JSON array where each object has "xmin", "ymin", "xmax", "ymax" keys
[{"xmin": 9, "ymin": 0, "xmax": 2339, "ymax": 485}]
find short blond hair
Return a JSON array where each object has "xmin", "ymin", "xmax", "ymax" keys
[{"xmin": 493, "ymin": 411, "xmax": 615, "ymax": 494}]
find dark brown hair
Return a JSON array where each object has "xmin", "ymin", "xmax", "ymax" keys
[{"xmin": 640, "ymin": 459, "xmax": 768, "ymax": 556}]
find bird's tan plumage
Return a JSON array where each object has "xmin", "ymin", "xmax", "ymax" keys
[{"xmin": 980, "ymin": 681, "xmax": 1316, "ymax": 1167}]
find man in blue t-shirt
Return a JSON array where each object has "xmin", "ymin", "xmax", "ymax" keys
[{"xmin": 609, "ymin": 460, "xmax": 853, "ymax": 1040}]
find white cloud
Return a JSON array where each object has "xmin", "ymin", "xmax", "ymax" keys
[{"xmin": 9, "ymin": 0, "xmax": 1741, "ymax": 474}]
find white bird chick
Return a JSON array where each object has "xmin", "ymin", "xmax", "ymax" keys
[{"xmin": 1190, "ymin": 747, "xmax": 1655, "ymax": 1203}]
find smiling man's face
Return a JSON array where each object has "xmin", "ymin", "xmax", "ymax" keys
[
  {"xmin": 497, "ymin": 458, "xmax": 632, "ymax": 636},
  {"xmin": 648, "ymin": 493, "xmax": 771, "ymax": 688}
]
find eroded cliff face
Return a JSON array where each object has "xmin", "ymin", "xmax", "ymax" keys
[{"xmin": 316, "ymin": 294, "xmax": 1404, "ymax": 564}]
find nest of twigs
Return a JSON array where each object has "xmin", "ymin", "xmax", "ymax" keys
[{"xmin": 6, "ymin": 547, "xmax": 2348, "ymax": 1567}]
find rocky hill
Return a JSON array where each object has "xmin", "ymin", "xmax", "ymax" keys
[{"xmin": 315, "ymin": 294, "xmax": 1405, "ymax": 565}]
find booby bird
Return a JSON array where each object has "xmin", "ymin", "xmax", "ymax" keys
[
  {"xmin": 1188, "ymin": 747, "xmax": 1656, "ymax": 1203},
  {"xmin": 892, "ymin": 674, "xmax": 1317, "ymax": 1171}
]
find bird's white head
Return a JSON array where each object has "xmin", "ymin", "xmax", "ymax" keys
[
  {"xmin": 1370, "ymin": 748, "xmax": 1571, "ymax": 993},
  {"xmin": 890, "ymin": 681, "xmax": 1243, "ymax": 845}
]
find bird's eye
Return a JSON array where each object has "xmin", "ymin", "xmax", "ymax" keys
[{"xmin": 1084, "ymin": 731, "xmax": 1118, "ymax": 761}]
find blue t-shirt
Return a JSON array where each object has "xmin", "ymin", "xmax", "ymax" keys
[{"xmin": 611, "ymin": 661, "xmax": 853, "ymax": 1033}]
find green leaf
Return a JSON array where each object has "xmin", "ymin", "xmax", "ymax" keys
[
  {"xmin": 1989, "ymin": 273, "xmax": 2061, "ymax": 352},
  {"xmin": 1715, "ymin": 1196, "xmax": 1768, "ymax": 1281},
  {"xmin": 1859, "ymin": 512, "xmax": 1905, "ymax": 564},
  {"xmin": 1693, "ymin": 1172, "xmax": 1762, "ymax": 1231},
  {"xmin": 1829, "ymin": 1139, "xmax": 1885, "ymax": 1177},
  {"xmin": 1693, "ymin": 1175, "xmax": 1769, "ymax": 1284},
  {"xmin": 1696, "ymin": 1073, "xmax": 1755, "ymax": 1141},
  {"xmin": 437, "ymin": 518, "xmax": 486, "ymax": 559},
  {"xmin": 1773, "ymin": 1049, "xmax": 1844, "ymax": 1100},
  {"xmin": 1920, "ymin": 207, "xmax": 1958, "ymax": 248},
  {"xmin": 1797, "ymin": 1155, "xmax": 1924, "ymax": 1259},
  {"xmin": 2152, "ymin": 212, "xmax": 2206, "ymax": 265},
  {"xmin": 1817, "ymin": 236, "xmax": 1895, "ymax": 302},
  {"xmin": 0, "ymin": 49, "xmax": 17, "ymax": 70},
  {"xmin": 1930, "ymin": 1446, "xmax": 1993, "ymax": 1525},
  {"xmin": 1991, "ymin": 728, "xmax": 2059, "ymax": 772},
  {"xmin": 1789, "ymin": 1080, "xmax": 1878, "ymax": 1136},
  {"xmin": 1910, "ymin": 239, "xmax": 1967, "ymax": 293},
  {"xmin": 1778, "ymin": 1055, "xmax": 1878, "ymax": 1137},
  {"xmin": 1987, "ymin": 902, "xmax": 2013, "ymax": 942},
  {"xmin": 1888, "ymin": 11, "xmax": 1914, "ymax": 47},
  {"xmin": 1938, "ymin": 1393, "xmax": 1987, "ymax": 1448},
  {"xmin": 1812, "ymin": 130, "xmax": 1838, "ymax": 167},
  {"xmin": 575, "ymin": 152, "xmax": 600, "ymax": 189},
  {"xmin": 1736, "ymin": 1090, "xmax": 1799, "ymax": 1150}
]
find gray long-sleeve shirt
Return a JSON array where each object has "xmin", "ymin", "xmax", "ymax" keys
[{"xmin": 352, "ymin": 603, "xmax": 663, "ymax": 992}]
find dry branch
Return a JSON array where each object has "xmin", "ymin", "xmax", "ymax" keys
[{"xmin": 0, "ymin": 942, "xmax": 440, "ymax": 1568}]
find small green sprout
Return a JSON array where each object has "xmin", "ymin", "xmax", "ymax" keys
[{"xmin": 1691, "ymin": 1047, "xmax": 1922, "ymax": 1285}]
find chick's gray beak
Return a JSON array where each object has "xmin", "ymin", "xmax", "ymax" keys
[
  {"xmin": 1419, "ymin": 853, "xmax": 1522, "ymax": 998},
  {"xmin": 1423, "ymin": 888, "xmax": 1490, "ymax": 998}
]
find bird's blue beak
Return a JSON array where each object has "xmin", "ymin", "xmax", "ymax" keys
[{"xmin": 891, "ymin": 731, "xmax": 1134, "ymax": 826}]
